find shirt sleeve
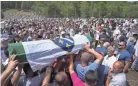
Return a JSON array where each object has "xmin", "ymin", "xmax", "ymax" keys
[
  {"xmin": 70, "ymin": 72, "xmax": 85, "ymax": 86},
  {"xmin": 88, "ymin": 61, "xmax": 99, "ymax": 71}
]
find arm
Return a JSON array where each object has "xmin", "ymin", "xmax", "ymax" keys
[
  {"xmin": 83, "ymin": 43, "xmax": 103, "ymax": 64},
  {"xmin": 2, "ymin": 71, "xmax": 13, "ymax": 86},
  {"xmin": 41, "ymin": 67, "xmax": 53, "ymax": 86},
  {"xmin": 68, "ymin": 54, "xmax": 74, "ymax": 74},
  {"xmin": 123, "ymin": 60, "xmax": 130, "ymax": 73},
  {"xmin": 105, "ymin": 70, "xmax": 112, "ymax": 86},
  {"xmin": 68, "ymin": 54, "xmax": 84, "ymax": 86},
  {"xmin": 1, "ymin": 55, "xmax": 18, "ymax": 85},
  {"xmin": 11, "ymin": 64, "xmax": 23, "ymax": 86},
  {"xmin": 105, "ymin": 75, "xmax": 110, "ymax": 86},
  {"xmin": 123, "ymin": 53, "xmax": 131, "ymax": 73}
]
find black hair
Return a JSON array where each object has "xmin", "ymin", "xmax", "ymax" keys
[
  {"xmin": 66, "ymin": 33, "xmax": 70, "ymax": 36},
  {"xmin": 119, "ymin": 41, "xmax": 127, "ymax": 46},
  {"xmin": 15, "ymin": 35, "xmax": 20, "ymax": 38},
  {"xmin": 38, "ymin": 35, "xmax": 42, "ymax": 39}
]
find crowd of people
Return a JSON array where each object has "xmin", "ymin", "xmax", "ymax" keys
[{"xmin": 1, "ymin": 17, "xmax": 138, "ymax": 86}]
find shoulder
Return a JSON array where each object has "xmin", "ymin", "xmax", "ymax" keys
[
  {"xmin": 88, "ymin": 61, "xmax": 99, "ymax": 70},
  {"xmin": 114, "ymin": 73, "xmax": 126, "ymax": 81},
  {"xmin": 111, "ymin": 73, "xmax": 126, "ymax": 85},
  {"xmin": 124, "ymin": 50, "xmax": 131, "ymax": 56}
]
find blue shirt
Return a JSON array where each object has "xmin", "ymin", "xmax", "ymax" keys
[
  {"xmin": 116, "ymin": 50, "xmax": 131, "ymax": 65},
  {"xmin": 97, "ymin": 64, "xmax": 109, "ymax": 86},
  {"xmin": 95, "ymin": 47, "xmax": 107, "ymax": 56},
  {"xmin": 75, "ymin": 61, "xmax": 99, "ymax": 82},
  {"xmin": 127, "ymin": 41, "xmax": 135, "ymax": 56}
]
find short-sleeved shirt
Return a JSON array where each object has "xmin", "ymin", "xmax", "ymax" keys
[
  {"xmin": 127, "ymin": 41, "xmax": 135, "ymax": 56},
  {"xmin": 116, "ymin": 50, "xmax": 131, "ymax": 65},
  {"xmin": 109, "ymin": 73, "xmax": 126, "ymax": 86},
  {"xmin": 75, "ymin": 61, "xmax": 99, "ymax": 81},
  {"xmin": 102, "ymin": 55, "xmax": 118, "ymax": 69}
]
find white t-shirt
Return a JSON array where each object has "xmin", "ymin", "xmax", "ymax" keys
[
  {"xmin": 134, "ymin": 40, "xmax": 138, "ymax": 57},
  {"xmin": 113, "ymin": 29, "xmax": 121, "ymax": 39},
  {"xmin": 102, "ymin": 55, "xmax": 118, "ymax": 69},
  {"xmin": 95, "ymin": 30, "xmax": 100, "ymax": 40},
  {"xmin": 109, "ymin": 73, "xmax": 126, "ymax": 86}
]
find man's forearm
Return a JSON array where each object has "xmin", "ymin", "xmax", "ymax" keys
[
  {"xmin": 42, "ymin": 67, "xmax": 52, "ymax": 86},
  {"xmin": 1, "ymin": 69, "xmax": 12, "ymax": 85},
  {"xmin": 123, "ymin": 61, "xmax": 130, "ymax": 73},
  {"xmin": 105, "ymin": 76, "xmax": 110, "ymax": 86},
  {"xmin": 2, "ymin": 72, "xmax": 13, "ymax": 86},
  {"xmin": 87, "ymin": 48, "xmax": 103, "ymax": 59},
  {"xmin": 41, "ymin": 74, "xmax": 51, "ymax": 86},
  {"xmin": 11, "ymin": 68, "xmax": 22, "ymax": 86}
]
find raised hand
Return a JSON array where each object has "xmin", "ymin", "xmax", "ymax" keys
[
  {"xmin": 68, "ymin": 54, "xmax": 74, "ymax": 73},
  {"xmin": 82, "ymin": 43, "xmax": 90, "ymax": 52},
  {"xmin": 7, "ymin": 54, "xmax": 19, "ymax": 72}
]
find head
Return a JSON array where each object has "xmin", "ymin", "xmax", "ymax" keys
[
  {"xmin": 61, "ymin": 34, "xmax": 66, "ymax": 38},
  {"xmin": 103, "ymin": 42, "xmax": 110, "ymax": 49},
  {"xmin": 15, "ymin": 35, "xmax": 20, "ymax": 42},
  {"xmin": 119, "ymin": 36, "xmax": 126, "ymax": 42},
  {"xmin": 33, "ymin": 33, "xmax": 38, "ymax": 40},
  {"xmin": 55, "ymin": 72, "xmax": 68, "ymax": 86},
  {"xmin": 1, "ymin": 39, "xmax": 9, "ymax": 49},
  {"xmin": 65, "ymin": 34, "xmax": 70, "ymax": 38},
  {"xmin": 133, "ymin": 34, "xmax": 138, "ymax": 39},
  {"xmin": 85, "ymin": 70, "xmax": 98, "ymax": 86},
  {"xmin": 101, "ymin": 29, "xmax": 106, "ymax": 34},
  {"xmin": 99, "ymin": 37, "xmax": 106, "ymax": 46},
  {"xmin": 107, "ymin": 46, "xmax": 115, "ymax": 57},
  {"xmin": 56, "ymin": 35, "xmax": 60, "ymax": 38},
  {"xmin": 118, "ymin": 41, "xmax": 126, "ymax": 50},
  {"xmin": 129, "ymin": 37, "xmax": 136, "ymax": 44},
  {"xmin": 83, "ymin": 25, "xmax": 88, "ymax": 33},
  {"xmin": 38, "ymin": 35, "xmax": 42, "ymax": 40},
  {"xmin": 81, "ymin": 52, "xmax": 91, "ymax": 65},
  {"xmin": 112, "ymin": 61, "xmax": 124, "ymax": 74}
]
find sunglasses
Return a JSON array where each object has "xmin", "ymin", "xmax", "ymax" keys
[{"xmin": 118, "ymin": 44, "xmax": 124, "ymax": 46}]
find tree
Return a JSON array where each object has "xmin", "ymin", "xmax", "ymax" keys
[
  {"xmin": 80, "ymin": 1, "xmax": 90, "ymax": 17},
  {"xmin": 1, "ymin": 1, "xmax": 138, "ymax": 18}
]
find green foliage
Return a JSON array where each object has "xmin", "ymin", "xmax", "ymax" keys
[{"xmin": 1, "ymin": 1, "xmax": 138, "ymax": 18}]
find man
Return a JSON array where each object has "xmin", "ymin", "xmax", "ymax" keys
[
  {"xmin": 41, "ymin": 67, "xmax": 69, "ymax": 86},
  {"xmin": 14, "ymin": 35, "xmax": 22, "ymax": 43},
  {"xmin": 95, "ymin": 38, "xmax": 107, "ymax": 56},
  {"xmin": 113, "ymin": 25, "xmax": 121, "ymax": 42},
  {"xmin": 103, "ymin": 42, "xmax": 110, "ymax": 49},
  {"xmin": 102, "ymin": 46, "xmax": 118, "ymax": 69},
  {"xmin": 127, "ymin": 37, "xmax": 135, "ymax": 57},
  {"xmin": 69, "ymin": 54, "xmax": 98, "ymax": 86},
  {"xmin": 106, "ymin": 61, "xmax": 126, "ymax": 86},
  {"xmin": 1, "ymin": 54, "xmax": 23, "ymax": 86},
  {"xmin": 75, "ymin": 43, "xmax": 103, "ymax": 81},
  {"xmin": 97, "ymin": 45, "xmax": 117, "ymax": 86},
  {"xmin": 33, "ymin": 32, "xmax": 39, "ymax": 41},
  {"xmin": 99, "ymin": 29, "xmax": 110, "ymax": 41},
  {"xmin": 116, "ymin": 41, "xmax": 131, "ymax": 73},
  {"xmin": 131, "ymin": 36, "xmax": 138, "ymax": 71}
]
